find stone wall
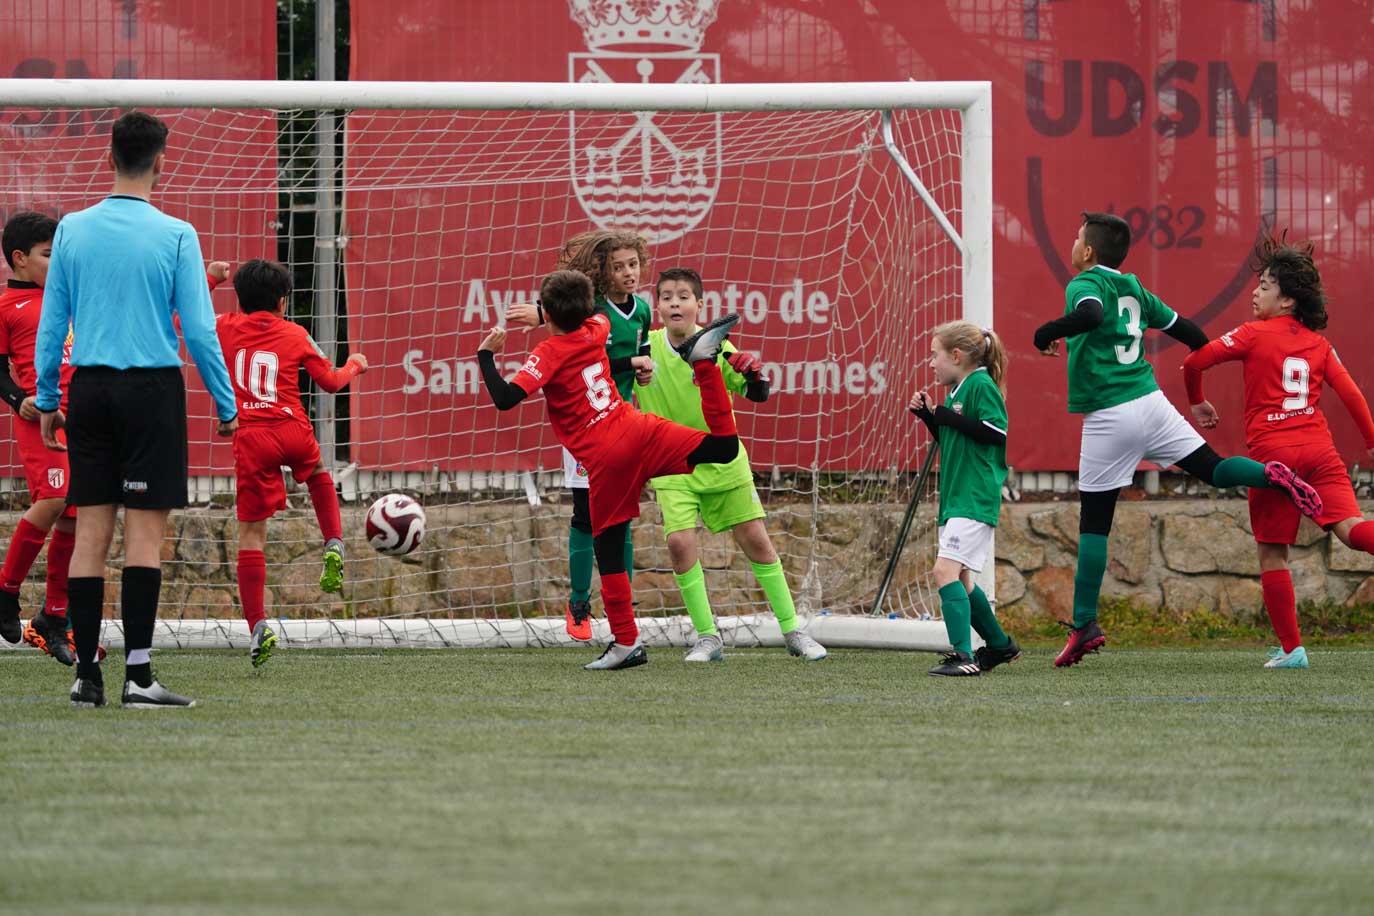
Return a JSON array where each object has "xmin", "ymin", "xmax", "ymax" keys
[{"xmin": 2, "ymin": 496, "xmax": 1370, "ymax": 619}]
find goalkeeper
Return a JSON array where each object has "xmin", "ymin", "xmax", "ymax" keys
[{"xmin": 633, "ymin": 268, "xmax": 826, "ymax": 662}]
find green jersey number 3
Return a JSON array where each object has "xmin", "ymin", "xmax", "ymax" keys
[{"xmin": 1114, "ymin": 296, "xmax": 1144, "ymax": 364}]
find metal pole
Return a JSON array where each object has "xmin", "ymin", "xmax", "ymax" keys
[{"xmin": 313, "ymin": 0, "xmax": 338, "ymax": 466}]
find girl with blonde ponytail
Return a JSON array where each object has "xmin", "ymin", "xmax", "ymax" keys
[{"xmin": 908, "ymin": 320, "xmax": 1017, "ymax": 676}]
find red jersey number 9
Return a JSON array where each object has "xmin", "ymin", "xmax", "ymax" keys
[{"xmin": 1282, "ymin": 357, "xmax": 1310, "ymax": 411}]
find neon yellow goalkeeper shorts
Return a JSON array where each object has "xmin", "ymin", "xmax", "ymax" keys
[{"xmin": 657, "ymin": 484, "xmax": 766, "ymax": 536}]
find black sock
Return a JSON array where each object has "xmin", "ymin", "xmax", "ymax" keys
[
  {"xmin": 122, "ymin": 566, "xmax": 162, "ymax": 688},
  {"xmin": 68, "ymin": 577, "xmax": 105, "ymax": 680}
]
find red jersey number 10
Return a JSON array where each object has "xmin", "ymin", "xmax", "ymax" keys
[{"xmin": 235, "ymin": 349, "xmax": 280, "ymax": 403}]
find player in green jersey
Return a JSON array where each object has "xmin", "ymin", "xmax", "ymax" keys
[
  {"xmin": 1034, "ymin": 212, "xmax": 1322, "ymax": 668},
  {"xmin": 910, "ymin": 321, "xmax": 1018, "ymax": 676},
  {"xmin": 508, "ymin": 229, "xmax": 654, "ymax": 641},
  {"xmin": 634, "ymin": 268, "xmax": 826, "ymax": 662}
]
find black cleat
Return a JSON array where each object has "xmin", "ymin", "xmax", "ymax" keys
[
  {"xmin": 974, "ymin": 637, "xmax": 1022, "ymax": 672},
  {"xmin": 0, "ymin": 589, "xmax": 21, "ymax": 644},
  {"xmin": 24, "ymin": 610, "xmax": 75, "ymax": 666},
  {"xmin": 70, "ymin": 675, "xmax": 107, "ymax": 708},
  {"xmin": 928, "ymin": 650, "xmax": 981, "ymax": 677},
  {"xmin": 674, "ymin": 315, "xmax": 740, "ymax": 364}
]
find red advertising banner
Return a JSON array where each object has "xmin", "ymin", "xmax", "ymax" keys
[
  {"xmin": 349, "ymin": 0, "xmax": 1372, "ymax": 473},
  {"xmin": 0, "ymin": 0, "xmax": 277, "ymax": 478}
]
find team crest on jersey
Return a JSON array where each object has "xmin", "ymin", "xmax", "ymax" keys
[
  {"xmin": 576, "ymin": 461, "xmax": 589, "ymax": 479},
  {"xmin": 952, "ymin": 401, "xmax": 964, "ymax": 414},
  {"xmin": 567, "ymin": 0, "xmax": 723, "ymax": 243},
  {"xmin": 47, "ymin": 468, "xmax": 64, "ymax": 489}
]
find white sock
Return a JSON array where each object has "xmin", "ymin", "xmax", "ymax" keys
[{"xmin": 125, "ymin": 648, "xmax": 151, "ymax": 667}]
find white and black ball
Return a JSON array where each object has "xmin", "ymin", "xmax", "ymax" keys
[{"xmin": 366, "ymin": 493, "xmax": 426, "ymax": 557}]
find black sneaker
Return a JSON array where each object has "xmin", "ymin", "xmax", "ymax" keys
[
  {"xmin": 974, "ymin": 637, "xmax": 1021, "ymax": 672},
  {"xmin": 70, "ymin": 674, "xmax": 107, "ymax": 708},
  {"xmin": 673, "ymin": 315, "xmax": 740, "ymax": 364},
  {"xmin": 122, "ymin": 678, "xmax": 196, "ymax": 709},
  {"xmin": 928, "ymin": 651, "xmax": 981, "ymax": 677},
  {"xmin": 24, "ymin": 610, "xmax": 75, "ymax": 666},
  {"xmin": 0, "ymin": 589, "xmax": 21, "ymax": 644}
]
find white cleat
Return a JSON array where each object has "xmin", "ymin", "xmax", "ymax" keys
[
  {"xmin": 584, "ymin": 640, "xmax": 648, "ymax": 670},
  {"xmin": 674, "ymin": 315, "xmax": 740, "ymax": 364},
  {"xmin": 784, "ymin": 629, "xmax": 828, "ymax": 661},
  {"xmin": 684, "ymin": 633, "xmax": 724, "ymax": 663},
  {"xmin": 121, "ymin": 678, "xmax": 196, "ymax": 708}
]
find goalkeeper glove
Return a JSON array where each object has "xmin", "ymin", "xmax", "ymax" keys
[{"xmin": 727, "ymin": 350, "xmax": 763, "ymax": 378}]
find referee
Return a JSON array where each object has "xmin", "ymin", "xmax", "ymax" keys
[{"xmin": 34, "ymin": 111, "xmax": 239, "ymax": 709}]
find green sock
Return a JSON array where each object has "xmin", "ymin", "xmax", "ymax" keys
[
  {"xmin": 674, "ymin": 562, "xmax": 716, "ymax": 636},
  {"xmin": 569, "ymin": 526, "xmax": 594, "ymax": 603},
  {"xmin": 750, "ymin": 559, "xmax": 797, "ymax": 634},
  {"xmin": 1213, "ymin": 456, "xmax": 1268, "ymax": 489},
  {"xmin": 939, "ymin": 581, "xmax": 973, "ymax": 656},
  {"xmin": 968, "ymin": 585, "xmax": 1010, "ymax": 649},
  {"xmin": 1073, "ymin": 533, "xmax": 1109, "ymax": 628},
  {"xmin": 624, "ymin": 525, "xmax": 635, "ymax": 583}
]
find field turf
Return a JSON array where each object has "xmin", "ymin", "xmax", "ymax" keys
[{"xmin": 2, "ymin": 646, "xmax": 1373, "ymax": 915}]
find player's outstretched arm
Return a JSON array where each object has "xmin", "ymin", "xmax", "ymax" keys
[
  {"xmin": 1325, "ymin": 354, "xmax": 1374, "ymax": 458},
  {"xmin": 477, "ymin": 327, "xmax": 529, "ymax": 411},
  {"xmin": 1181, "ymin": 335, "xmax": 1242, "ymax": 429},
  {"xmin": 1160, "ymin": 315, "xmax": 1208, "ymax": 350},
  {"xmin": 727, "ymin": 350, "xmax": 769, "ymax": 402},
  {"xmin": 303, "ymin": 347, "xmax": 368, "ymax": 394},
  {"xmin": 1033, "ymin": 298, "xmax": 1104, "ymax": 354}
]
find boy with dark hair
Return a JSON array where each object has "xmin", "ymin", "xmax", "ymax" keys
[
  {"xmin": 1, "ymin": 211, "xmax": 225, "ymax": 664},
  {"xmin": 635, "ymin": 267, "xmax": 825, "ymax": 661},
  {"xmin": 216, "ymin": 258, "xmax": 368, "ymax": 667},
  {"xmin": 1034, "ymin": 212, "xmax": 1322, "ymax": 668},
  {"xmin": 1184, "ymin": 234, "xmax": 1374, "ymax": 668},
  {"xmin": 480, "ymin": 269, "xmax": 740, "ymax": 669}
]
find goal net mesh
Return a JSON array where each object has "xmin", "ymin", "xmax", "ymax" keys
[{"xmin": 0, "ymin": 100, "xmax": 966, "ymax": 648}]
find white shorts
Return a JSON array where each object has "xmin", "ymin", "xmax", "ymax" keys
[
  {"xmin": 1078, "ymin": 389, "xmax": 1206, "ymax": 492},
  {"xmin": 562, "ymin": 447, "xmax": 589, "ymax": 490},
  {"xmin": 937, "ymin": 518, "xmax": 994, "ymax": 573}
]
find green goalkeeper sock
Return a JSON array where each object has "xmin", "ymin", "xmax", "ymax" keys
[
  {"xmin": 569, "ymin": 527, "xmax": 594, "ymax": 604},
  {"xmin": 1073, "ymin": 533, "xmax": 1109, "ymax": 628},
  {"xmin": 968, "ymin": 585, "xmax": 1011, "ymax": 649},
  {"xmin": 674, "ymin": 562, "xmax": 716, "ymax": 636},
  {"xmin": 624, "ymin": 525, "xmax": 635, "ymax": 583},
  {"xmin": 938, "ymin": 581, "xmax": 973, "ymax": 656},
  {"xmin": 750, "ymin": 559, "xmax": 797, "ymax": 634},
  {"xmin": 1212, "ymin": 456, "xmax": 1269, "ymax": 489}
]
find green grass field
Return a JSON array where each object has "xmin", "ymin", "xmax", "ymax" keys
[{"xmin": 3, "ymin": 646, "xmax": 1374, "ymax": 915}]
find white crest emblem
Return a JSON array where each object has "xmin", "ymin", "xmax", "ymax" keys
[
  {"xmin": 567, "ymin": 0, "xmax": 723, "ymax": 243},
  {"xmin": 47, "ymin": 467, "xmax": 64, "ymax": 489}
]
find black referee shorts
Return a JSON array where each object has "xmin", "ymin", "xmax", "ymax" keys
[{"xmin": 66, "ymin": 366, "xmax": 189, "ymax": 509}]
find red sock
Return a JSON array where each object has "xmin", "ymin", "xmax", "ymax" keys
[
  {"xmin": 599, "ymin": 571, "xmax": 638, "ymax": 646},
  {"xmin": 1, "ymin": 518, "xmax": 49, "ymax": 594},
  {"xmin": 43, "ymin": 526, "xmax": 75, "ymax": 618},
  {"xmin": 306, "ymin": 472, "xmax": 343, "ymax": 543},
  {"xmin": 692, "ymin": 360, "xmax": 737, "ymax": 436},
  {"xmin": 1348, "ymin": 520, "xmax": 1374, "ymax": 554},
  {"xmin": 1260, "ymin": 569, "xmax": 1301, "ymax": 653},
  {"xmin": 237, "ymin": 550, "xmax": 267, "ymax": 630}
]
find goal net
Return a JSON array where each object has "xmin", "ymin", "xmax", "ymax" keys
[{"xmin": 0, "ymin": 80, "xmax": 991, "ymax": 652}]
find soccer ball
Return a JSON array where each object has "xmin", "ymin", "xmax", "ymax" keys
[{"xmin": 366, "ymin": 494, "xmax": 426, "ymax": 557}]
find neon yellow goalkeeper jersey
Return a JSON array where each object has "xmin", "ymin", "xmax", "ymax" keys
[{"xmin": 634, "ymin": 327, "xmax": 754, "ymax": 493}]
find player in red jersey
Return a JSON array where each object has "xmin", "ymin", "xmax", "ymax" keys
[
  {"xmin": 0, "ymin": 211, "xmax": 227, "ymax": 663},
  {"xmin": 1184, "ymin": 234, "xmax": 1374, "ymax": 669},
  {"xmin": 479, "ymin": 269, "xmax": 741, "ymax": 669},
  {"xmin": 216, "ymin": 259, "xmax": 367, "ymax": 667}
]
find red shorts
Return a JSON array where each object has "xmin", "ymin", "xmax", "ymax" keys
[
  {"xmin": 1249, "ymin": 441, "xmax": 1362, "ymax": 543},
  {"xmin": 579, "ymin": 410, "xmax": 706, "ymax": 536},
  {"xmin": 232, "ymin": 422, "xmax": 322, "ymax": 522},
  {"xmin": 13, "ymin": 416, "xmax": 76, "ymax": 518}
]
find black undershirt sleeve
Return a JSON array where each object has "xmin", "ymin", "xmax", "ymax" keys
[
  {"xmin": 1033, "ymin": 298, "xmax": 1105, "ymax": 351},
  {"xmin": 744, "ymin": 376, "xmax": 769, "ymax": 403},
  {"xmin": 908, "ymin": 404, "xmax": 940, "ymax": 438},
  {"xmin": 1162, "ymin": 315, "xmax": 1209, "ymax": 351},
  {"xmin": 478, "ymin": 350, "xmax": 529, "ymax": 411},
  {"xmin": 608, "ymin": 356, "xmax": 635, "ymax": 376},
  {"xmin": 0, "ymin": 356, "xmax": 26, "ymax": 413},
  {"xmin": 932, "ymin": 405, "xmax": 1007, "ymax": 447}
]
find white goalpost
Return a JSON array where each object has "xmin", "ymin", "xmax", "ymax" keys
[{"xmin": 0, "ymin": 78, "xmax": 991, "ymax": 653}]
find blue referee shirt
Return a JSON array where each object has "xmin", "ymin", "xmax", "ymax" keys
[{"xmin": 34, "ymin": 195, "xmax": 237, "ymax": 421}]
